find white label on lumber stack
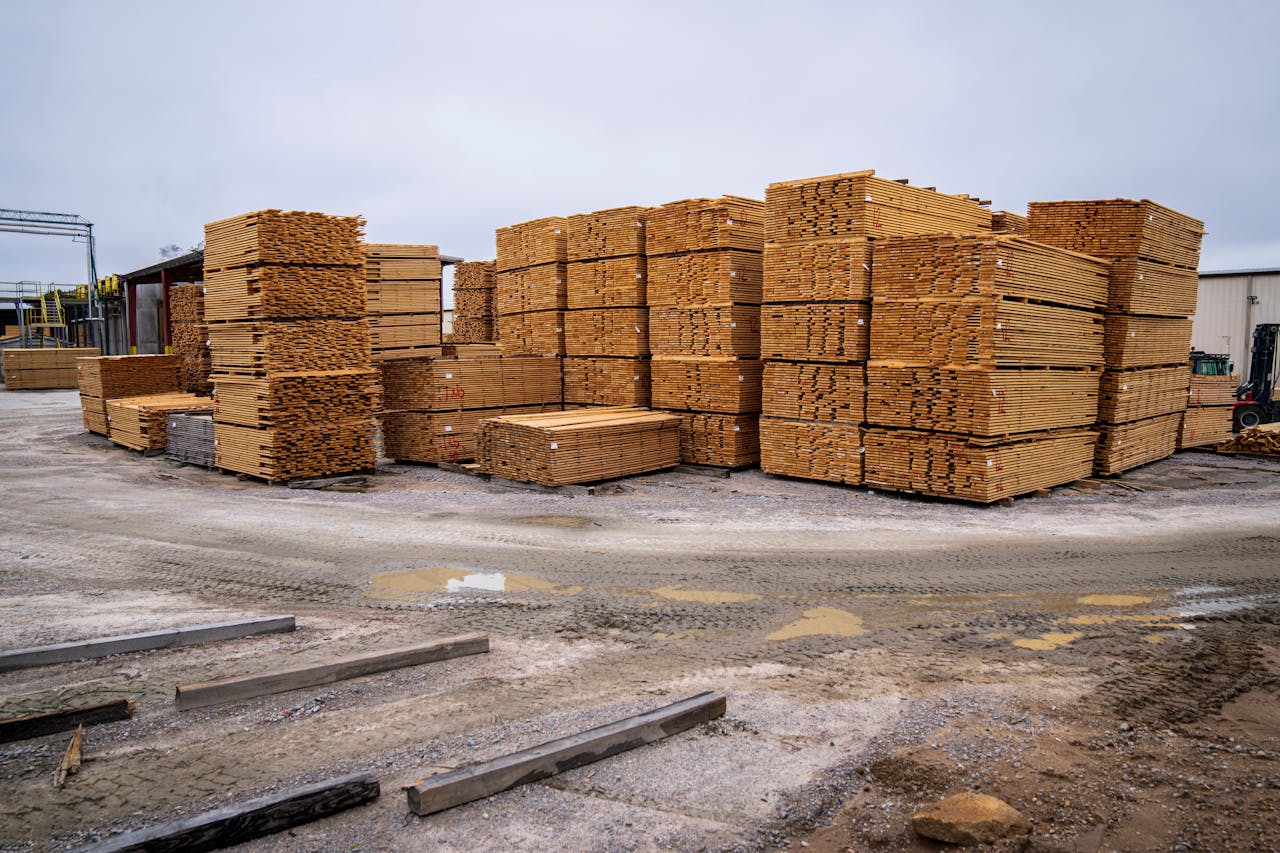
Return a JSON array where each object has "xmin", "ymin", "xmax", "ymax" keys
[{"xmin": 550, "ymin": 442, "xmax": 558, "ymax": 449}]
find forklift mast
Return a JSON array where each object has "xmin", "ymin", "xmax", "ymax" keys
[{"xmin": 1236, "ymin": 323, "xmax": 1280, "ymax": 426}]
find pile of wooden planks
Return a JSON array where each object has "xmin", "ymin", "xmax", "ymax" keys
[
  {"xmin": 647, "ymin": 196, "xmax": 764, "ymax": 466},
  {"xmin": 496, "ymin": 217, "xmax": 567, "ymax": 356},
  {"xmin": 476, "ymin": 407, "xmax": 680, "ymax": 485},
  {"xmin": 170, "ymin": 284, "xmax": 212, "ymax": 394},
  {"xmin": 563, "ymin": 206, "xmax": 651, "ymax": 406},
  {"xmin": 1029, "ymin": 198, "xmax": 1203, "ymax": 474},
  {"xmin": 991, "ymin": 211, "xmax": 1028, "ymax": 234},
  {"xmin": 449, "ymin": 261, "xmax": 496, "ymax": 343},
  {"xmin": 1217, "ymin": 424, "xmax": 1280, "ymax": 457},
  {"xmin": 1097, "ymin": 366, "xmax": 1190, "ymax": 423},
  {"xmin": 1179, "ymin": 370, "xmax": 1237, "ymax": 449},
  {"xmin": 77, "ymin": 354, "xmax": 179, "ymax": 435},
  {"xmin": 380, "ymin": 355, "xmax": 562, "ymax": 463},
  {"xmin": 205, "ymin": 209, "xmax": 376, "ymax": 482},
  {"xmin": 863, "ymin": 232, "xmax": 1107, "ymax": 501},
  {"xmin": 3, "ymin": 347, "xmax": 99, "ymax": 390},
  {"xmin": 105, "ymin": 392, "xmax": 210, "ymax": 451},
  {"xmin": 364, "ymin": 243, "xmax": 442, "ymax": 360},
  {"xmin": 166, "ymin": 410, "xmax": 216, "ymax": 467}
]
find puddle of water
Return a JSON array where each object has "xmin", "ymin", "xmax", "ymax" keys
[
  {"xmin": 1076, "ymin": 594, "xmax": 1153, "ymax": 607},
  {"xmin": 650, "ymin": 585, "xmax": 763, "ymax": 604},
  {"xmin": 1013, "ymin": 631, "xmax": 1083, "ymax": 651},
  {"xmin": 766, "ymin": 607, "xmax": 865, "ymax": 642},
  {"xmin": 509, "ymin": 515, "xmax": 594, "ymax": 528},
  {"xmin": 368, "ymin": 567, "xmax": 582, "ymax": 600}
]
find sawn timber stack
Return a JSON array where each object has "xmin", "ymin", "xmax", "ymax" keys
[{"xmin": 77, "ymin": 354, "xmax": 180, "ymax": 436}]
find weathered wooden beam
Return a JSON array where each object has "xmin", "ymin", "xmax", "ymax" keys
[
  {"xmin": 0, "ymin": 616, "xmax": 297, "ymax": 673},
  {"xmin": 0, "ymin": 699, "xmax": 135, "ymax": 744},
  {"xmin": 405, "ymin": 691, "xmax": 727, "ymax": 816},
  {"xmin": 175, "ymin": 633, "xmax": 489, "ymax": 711},
  {"xmin": 80, "ymin": 772, "xmax": 380, "ymax": 853},
  {"xmin": 54, "ymin": 724, "xmax": 84, "ymax": 788}
]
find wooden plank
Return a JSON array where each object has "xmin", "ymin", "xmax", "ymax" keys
[
  {"xmin": 0, "ymin": 616, "xmax": 297, "ymax": 673},
  {"xmin": 174, "ymin": 633, "xmax": 489, "ymax": 711},
  {"xmin": 82, "ymin": 772, "xmax": 380, "ymax": 853},
  {"xmin": 0, "ymin": 699, "xmax": 135, "ymax": 744},
  {"xmin": 54, "ymin": 724, "xmax": 83, "ymax": 788},
  {"xmin": 405, "ymin": 691, "xmax": 727, "ymax": 816}
]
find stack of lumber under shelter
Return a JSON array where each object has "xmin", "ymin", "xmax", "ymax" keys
[
  {"xmin": 204, "ymin": 209, "xmax": 376, "ymax": 482},
  {"xmin": 564, "ymin": 206, "xmax": 652, "ymax": 406},
  {"xmin": 476, "ymin": 407, "xmax": 680, "ymax": 485},
  {"xmin": 77, "ymin": 354, "xmax": 179, "ymax": 435},
  {"xmin": 105, "ymin": 392, "xmax": 209, "ymax": 451},
  {"xmin": 166, "ymin": 410, "xmax": 216, "ymax": 467},
  {"xmin": 1179, "ymin": 370, "xmax": 1236, "ymax": 448},
  {"xmin": 449, "ymin": 261, "xmax": 497, "ymax": 343},
  {"xmin": 759, "ymin": 171, "xmax": 994, "ymax": 487},
  {"xmin": 3, "ymin": 347, "xmax": 99, "ymax": 390},
  {"xmin": 364, "ymin": 243, "xmax": 443, "ymax": 360},
  {"xmin": 170, "ymin": 284, "xmax": 212, "ymax": 394},
  {"xmin": 864, "ymin": 232, "xmax": 1108, "ymax": 502},
  {"xmin": 647, "ymin": 196, "xmax": 764, "ymax": 466},
  {"xmin": 1029, "ymin": 199, "xmax": 1204, "ymax": 474},
  {"xmin": 496, "ymin": 217, "xmax": 567, "ymax": 355},
  {"xmin": 380, "ymin": 355, "xmax": 562, "ymax": 463}
]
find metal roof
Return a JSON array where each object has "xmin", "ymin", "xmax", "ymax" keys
[
  {"xmin": 120, "ymin": 249, "xmax": 204, "ymax": 283},
  {"xmin": 1199, "ymin": 267, "xmax": 1280, "ymax": 278}
]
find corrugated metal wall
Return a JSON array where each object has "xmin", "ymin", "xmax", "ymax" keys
[{"xmin": 1192, "ymin": 271, "xmax": 1280, "ymax": 376}]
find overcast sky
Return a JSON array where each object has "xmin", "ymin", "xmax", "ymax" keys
[{"xmin": 3, "ymin": 0, "xmax": 1277, "ymax": 293}]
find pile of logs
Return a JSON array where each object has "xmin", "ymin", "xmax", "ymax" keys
[
  {"xmin": 647, "ymin": 197, "xmax": 764, "ymax": 466},
  {"xmin": 380, "ymin": 355, "xmax": 562, "ymax": 463},
  {"xmin": 364, "ymin": 243, "xmax": 442, "ymax": 360},
  {"xmin": 1179, "ymin": 370, "xmax": 1237, "ymax": 448},
  {"xmin": 204, "ymin": 209, "xmax": 376, "ymax": 482},
  {"xmin": 77, "ymin": 354, "xmax": 179, "ymax": 435},
  {"xmin": 449, "ymin": 261, "xmax": 496, "ymax": 343},
  {"xmin": 170, "ymin": 284, "xmax": 212, "ymax": 394},
  {"xmin": 3, "ymin": 347, "xmax": 99, "ymax": 390},
  {"xmin": 476, "ymin": 407, "xmax": 680, "ymax": 485},
  {"xmin": 1028, "ymin": 198, "xmax": 1204, "ymax": 474},
  {"xmin": 496, "ymin": 217, "xmax": 568, "ymax": 356}
]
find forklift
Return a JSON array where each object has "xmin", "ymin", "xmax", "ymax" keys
[{"xmin": 1234, "ymin": 323, "xmax": 1280, "ymax": 431}]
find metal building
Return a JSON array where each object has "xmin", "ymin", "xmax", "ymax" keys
[{"xmin": 1192, "ymin": 268, "xmax": 1280, "ymax": 376}]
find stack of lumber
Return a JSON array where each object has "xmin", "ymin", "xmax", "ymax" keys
[
  {"xmin": 1217, "ymin": 424, "xmax": 1280, "ymax": 457},
  {"xmin": 166, "ymin": 410, "xmax": 216, "ymax": 467},
  {"xmin": 647, "ymin": 196, "xmax": 764, "ymax": 466},
  {"xmin": 449, "ymin": 261, "xmax": 496, "ymax": 343},
  {"xmin": 563, "ymin": 207, "xmax": 651, "ymax": 406},
  {"xmin": 105, "ymin": 392, "xmax": 209, "ymax": 451},
  {"xmin": 364, "ymin": 243, "xmax": 442, "ymax": 360},
  {"xmin": 1097, "ymin": 366, "xmax": 1190, "ymax": 423},
  {"xmin": 170, "ymin": 284, "xmax": 212, "ymax": 394},
  {"xmin": 496, "ymin": 217, "xmax": 567, "ymax": 355},
  {"xmin": 380, "ymin": 355, "xmax": 561, "ymax": 463},
  {"xmin": 77, "ymin": 354, "xmax": 179, "ymax": 435},
  {"xmin": 443, "ymin": 342, "xmax": 500, "ymax": 358},
  {"xmin": 760, "ymin": 171, "xmax": 993, "ymax": 489},
  {"xmin": 991, "ymin": 211, "xmax": 1028, "ymax": 234},
  {"xmin": 3, "ymin": 347, "xmax": 99, "ymax": 390},
  {"xmin": 1029, "ymin": 198, "xmax": 1203, "ymax": 474},
  {"xmin": 863, "ymin": 233, "xmax": 1106, "ymax": 501},
  {"xmin": 204, "ymin": 209, "xmax": 376, "ymax": 482},
  {"xmin": 1179, "ymin": 371, "xmax": 1237, "ymax": 449},
  {"xmin": 476, "ymin": 407, "xmax": 680, "ymax": 485}
]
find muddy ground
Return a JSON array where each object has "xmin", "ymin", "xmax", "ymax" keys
[{"xmin": 1, "ymin": 389, "xmax": 1277, "ymax": 852}]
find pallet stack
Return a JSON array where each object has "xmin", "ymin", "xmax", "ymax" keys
[
  {"xmin": 496, "ymin": 217, "xmax": 568, "ymax": 356},
  {"xmin": 3, "ymin": 347, "xmax": 99, "ymax": 390},
  {"xmin": 170, "ymin": 284, "xmax": 212, "ymax": 394},
  {"xmin": 380, "ymin": 355, "xmax": 561, "ymax": 463},
  {"xmin": 760, "ymin": 171, "xmax": 994, "ymax": 485},
  {"xmin": 1179, "ymin": 370, "xmax": 1237, "ymax": 449},
  {"xmin": 864, "ymin": 233, "xmax": 1109, "ymax": 502},
  {"xmin": 647, "ymin": 196, "xmax": 764, "ymax": 466},
  {"xmin": 564, "ymin": 206, "xmax": 651, "ymax": 407},
  {"xmin": 477, "ymin": 407, "xmax": 680, "ymax": 486},
  {"xmin": 77, "ymin": 354, "xmax": 179, "ymax": 435},
  {"xmin": 364, "ymin": 244, "xmax": 443, "ymax": 360},
  {"xmin": 204, "ymin": 210, "xmax": 376, "ymax": 482},
  {"xmin": 1028, "ymin": 199, "xmax": 1204, "ymax": 474},
  {"xmin": 449, "ymin": 261, "xmax": 497, "ymax": 343}
]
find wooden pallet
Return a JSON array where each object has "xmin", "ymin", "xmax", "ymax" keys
[
  {"xmin": 762, "ymin": 361, "xmax": 866, "ymax": 424},
  {"xmin": 1103, "ymin": 315, "xmax": 1194, "ymax": 369},
  {"xmin": 645, "ymin": 197, "xmax": 764, "ymax": 256},
  {"xmin": 212, "ymin": 370, "xmax": 377, "ymax": 429},
  {"xmin": 760, "ymin": 417, "xmax": 862, "ymax": 485},
  {"xmin": 496, "ymin": 264, "xmax": 568, "ymax": 315},
  {"xmin": 762, "ymin": 238, "xmax": 872, "ymax": 302},
  {"xmin": 765, "ymin": 170, "xmax": 992, "ymax": 243},
  {"xmin": 651, "ymin": 357, "xmax": 762, "ymax": 414},
  {"xmin": 380, "ymin": 355, "xmax": 562, "ymax": 412},
  {"xmin": 566, "ymin": 256, "xmax": 647, "ymax": 309},
  {"xmin": 106, "ymin": 393, "xmax": 212, "ymax": 451},
  {"xmin": 203, "ymin": 210, "xmax": 365, "ymax": 271},
  {"xmin": 667, "ymin": 411, "xmax": 760, "ymax": 467},
  {"xmin": 1097, "ymin": 366, "xmax": 1191, "ymax": 424},
  {"xmin": 496, "ymin": 310, "xmax": 565, "ymax": 356},
  {"xmin": 648, "ymin": 305, "xmax": 760, "ymax": 357},
  {"xmin": 563, "ymin": 357, "xmax": 651, "ymax": 407},
  {"xmin": 496, "ymin": 216, "xmax": 568, "ymax": 272},
  {"xmin": 761, "ymin": 302, "xmax": 870, "ymax": 362},
  {"xmin": 566, "ymin": 206, "xmax": 648, "ymax": 261},
  {"xmin": 203, "ymin": 265, "xmax": 367, "ymax": 322},
  {"xmin": 383, "ymin": 404, "xmax": 561, "ymax": 464},
  {"xmin": 1177, "ymin": 406, "xmax": 1234, "ymax": 449},
  {"xmin": 213, "ymin": 419, "xmax": 377, "ymax": 481},
  {"xmin": 563, "ymin": 308, "xmax": 649, "ymax": 357},
  {"xmin": 1094, "ymin": 412, "xmax": 1181, "ymax": 475},
  {"xmin": 864, "ymin": 427, "xmax": 1098, "ymax": 503},
  {"xmin": 207, "ymin": 320, "xmax": 372, "ymax": 374},
  {"xmin": 76, "ymin": 355, "xmax": 179, "ymax": 399},
  {"xmin": 1027, "ymin": 199, "xmax": 1204, "ymax": 269},
  {"xmin": 476, "ymin": 407, "xmax": 681, "ymax": 485},
  {"xmin": 1188, "ymin": 372, "xmax": 1237, "ymax": 407},
  {"xmin": 645, "ymin": 250, "xmax": 762, "ymax": 307}
]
